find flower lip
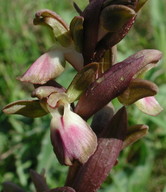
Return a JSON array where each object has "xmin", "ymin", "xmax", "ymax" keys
[
  {"xmin": 135, "ymin": 96, "xmax": 163, "ymax": 116},
  {"xmin": 50, "ymin": 103, "xmax": 98, "ymax": 166}
]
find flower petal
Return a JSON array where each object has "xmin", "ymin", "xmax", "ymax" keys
[
  {"xmin": 18, "ymin": 50, "xmax": 65, "ymax": 84},
  {"xmin": 50, "ymin": 104, "xmax": 97, "ymax": 166},
  {"xmin": 135, "ymin": 96, "xmax": 163, "ymax": 116}
]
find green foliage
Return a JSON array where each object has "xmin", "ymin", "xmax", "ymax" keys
[{"xmin": 0, "ymin": 0, "xmax": 166, "ymax": 191}]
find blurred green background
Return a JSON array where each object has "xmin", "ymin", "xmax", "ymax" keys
[{"xmin": 0, "ymin": 0, "xmax": 166, "ymax": 191}]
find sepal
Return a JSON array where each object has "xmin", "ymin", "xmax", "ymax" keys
[
  {"xmin": 118, "ymin": 79, "xmax": 158, "ymax": 105},
  {"xmin": 2, "ymin": 100, "xmax": 48, "ymax": 118},
  {"xmin": 122, "ymin": 124, "xmax": 149, "ymax": 149},
  {"xmin": 100, "ymin": 5, "xmax": 136, "ymax": 32},
  {"xmin": 70, "ymin": 16, "xmax": 84, "ymax": 52},
  {"xmin": 34, "ymin": 9, "xmax": 72, "ymax": 47}
]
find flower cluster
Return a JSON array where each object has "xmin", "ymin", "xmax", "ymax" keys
[{"xmin": 3, "ymin": 0, "xmax": 163, "ymax": 191}]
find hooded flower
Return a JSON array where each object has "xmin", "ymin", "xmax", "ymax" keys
[
  {"xmin": 18, "ymin": 9, "xmax": 84, "ymax": 85},
  {"xmin": 33, "ymin": 87, "xmax": 98, "ymax": 165},
  {"xmin": 3, "ymin": 86, "xmax": 97, "ymax": 166},
  {"xmin": 18, "ymin": 47, "xmax": 83, "ymax": 85}
]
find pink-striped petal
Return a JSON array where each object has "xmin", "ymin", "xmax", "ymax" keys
[
  {"xmin": 50, "ymin": 104, "xmax": 97, "ymax": 166},
  {"xmin": 135, "ymin": 96, "xmax": 163, "ymax": 116},
  {"xmin": 18, "ymin": 50, "xmax": 65, "ymax": 84}
]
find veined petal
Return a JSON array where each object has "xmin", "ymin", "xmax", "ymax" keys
[
  {"xmin": 50, "ymin": 104, "xmax": 97, "ymax": 166},
  {"xmin": 18, "ymin": 49, "xmax": 66, "ymax": 84},
  {"xmin": 135, "ymin": 96, "xmax": 163, "ymax": 116}
]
